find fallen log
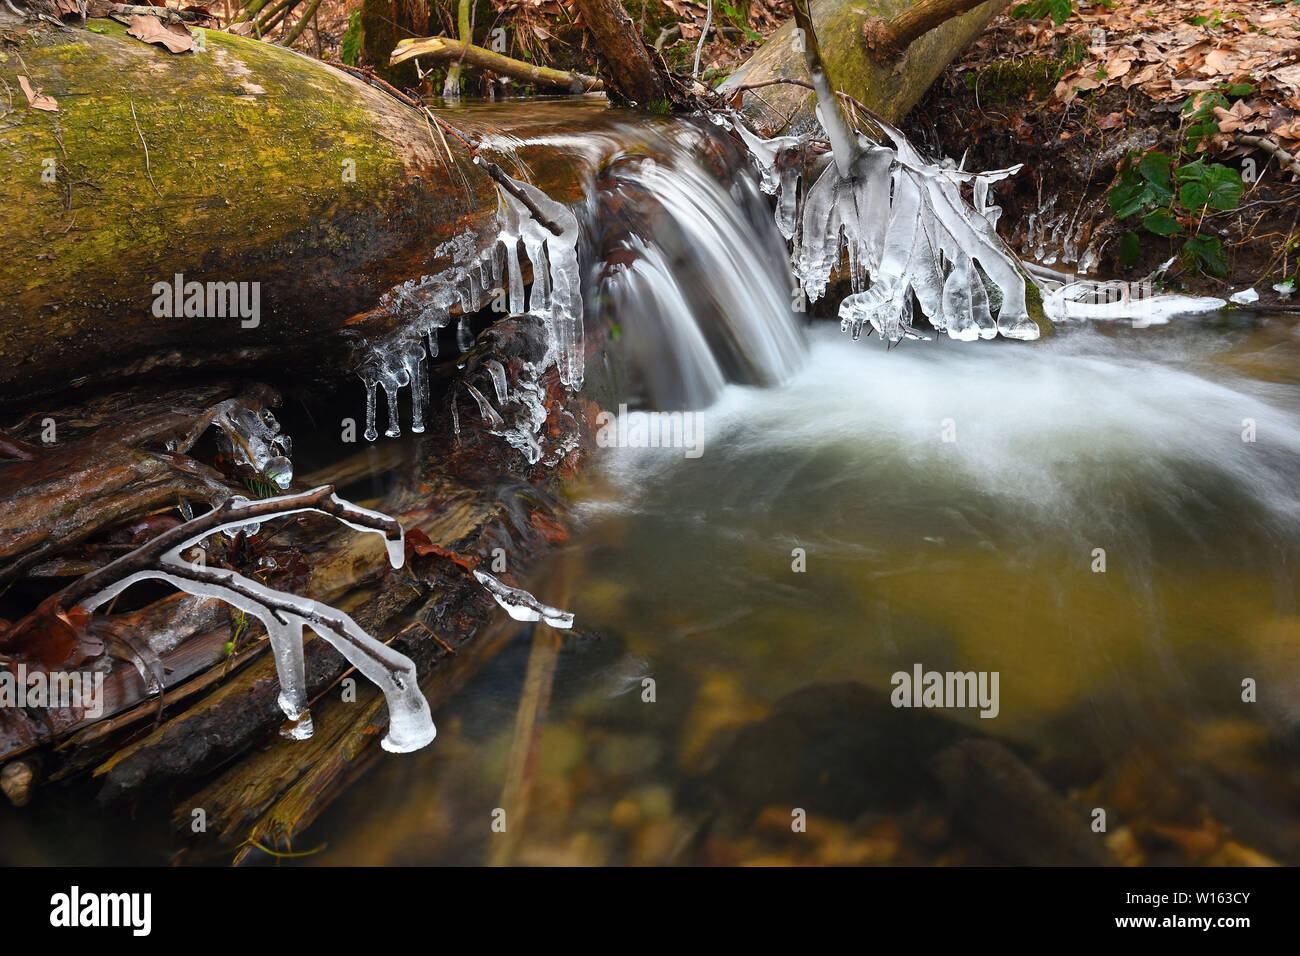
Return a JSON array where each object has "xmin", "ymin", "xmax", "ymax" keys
[
  {"xmin": 720, "ymin": 0, "xmax": 1004, "ymax": 133},
  {"xmin": 572, "ymin": 0, "xmax": 666, "ymax": 106},
  {"xmin": 0, "ymin": 16, "xmax": 604, "ymax": 410}
]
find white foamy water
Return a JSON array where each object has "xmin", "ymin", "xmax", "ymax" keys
[{"xmin": 596, "ymin": 325, "xmax": 1300, "ymax": 545}]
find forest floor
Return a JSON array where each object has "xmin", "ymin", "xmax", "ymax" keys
[{"xmin": 908, "ymin": 1, "xmax": 1300, "ymax": 302}]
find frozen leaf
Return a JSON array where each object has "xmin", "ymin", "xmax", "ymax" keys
[
  {"xmin": 17, "ymin": 76, "xmax": 57, "ymax": 112},
  {"xmin": 127, "ymin": 15, "xmax": 194, "ymax": 54}
]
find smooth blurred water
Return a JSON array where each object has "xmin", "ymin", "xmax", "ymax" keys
[{"xmin": 309, "ymin": 313, "xmax": 1300, "ymax": 866}]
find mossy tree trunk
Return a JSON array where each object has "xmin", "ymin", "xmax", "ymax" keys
[{"xmin": 721, "ymin": 0, "xmax": 1004, "ymax": 132}]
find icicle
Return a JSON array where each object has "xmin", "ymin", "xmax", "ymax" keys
[
  {"xmin": 484, "ymin": 359, "xmax": 511, "ymax": 405},
  {"xmin": 358, "ymin": 362, "xmax": 380, "ymax": 442},
  {"xmin": 400, "ymin": 342, "xmax": 427, "ymax": 434},
  {"xmin": 494, "ymin": 176, "xmax": 585, "ymax": 389},
  {"xmin": 457, "ymin": 316, "xmax": 474, "ymax": 353},
  {"xmin": 378, "ymin": 357, "xmax": 407, "ymax": 437},
  {"xmin": 504, "ymin": 238, "xmax": 525, "ymax": 314},
  {"xmin": 473, "ymin": 569, "xmax": 574, "ymax": 629},
  {"xmin": 464, "ymin": 383, "xmax": 504, "ymax": 427},
  {"xmin": 943, "ymin": 256, "xmax": 980, "ymax": 342},
  {"xmin": 266, "ymin": 617, "xmax": 311, "ymax": 739}
]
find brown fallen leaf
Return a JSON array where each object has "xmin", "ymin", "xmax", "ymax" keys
[
  {"xmin": 126, "ymin": 14, "xmax": 194, "ymax": 54},
  {"xmin": 1097, "ymin": 111, "xmax": 1126, "ymax": 130},
  {"xmin": 17, "ymin": 75, "xmax": 58, "ymax": 112},
  {"xmin": 1105, "ymin": 57, "xmax": 1133, "ymax": 80}
]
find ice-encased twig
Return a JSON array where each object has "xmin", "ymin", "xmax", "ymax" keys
[
  {"xmin": 58, "ymin": 486, "xmax": 436, "ymax": 754},
  {"xmin": 473, "ymin": 569, "xmax": 574, "ymax": 629}
]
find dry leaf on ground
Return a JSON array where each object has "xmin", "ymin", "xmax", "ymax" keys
[
  {"xmin": 18, "ymin": 75, "xmax": 58, "ymax": 112},
  {"xmin": 126, "ymin": 15, "xmax": 195, "ymax": 54}
]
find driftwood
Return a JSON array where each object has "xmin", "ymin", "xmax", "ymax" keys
[{"xmin": 391, "ymin": 36, "xmax": 603, "ymax": 93}]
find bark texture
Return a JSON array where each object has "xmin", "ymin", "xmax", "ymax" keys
[
  {"xmin": 720, "ymin": 0, "xmax": 1004, "ymax": 133},
  {"xmin": 572, "ymin": 0, "xmax": 666, "ymax": 106}
]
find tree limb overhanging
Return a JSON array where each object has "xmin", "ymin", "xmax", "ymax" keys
[{"xmin": 862, "ymin": 0, "xmax": 998, "ymax": 62}]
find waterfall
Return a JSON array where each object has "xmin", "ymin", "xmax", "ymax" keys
[{"xmin": 590, "ymin": 145, "xmax": 807, "ymax": 411}]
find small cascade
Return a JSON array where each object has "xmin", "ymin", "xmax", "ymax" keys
[{"xmin": 591, "ymin": 149, "xmax": 807, "ymax": 409}]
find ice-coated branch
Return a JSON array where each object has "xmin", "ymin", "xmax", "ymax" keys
[
  {"xmin": 474, "ymin": 569, "xmax": 574, "ymax": 630},
  {"xmin": 734, "ymin": 86, "xmax": 1041, "ymax": 343},
  {"xmin": 790, "ymin": 0, "xmax": 858, "ymax": 177},
  {"xmin": 57, "ymin": 486, "xmax": 436, "ymax": 754}
]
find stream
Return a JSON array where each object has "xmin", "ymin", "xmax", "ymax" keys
[
  {"xmin": 305, "ymin": 106, "xmax": 1300, "ymax": 866},
  {"xmin": 4, "ymin": 101, "xmax": 1299, "ymax": 867}
]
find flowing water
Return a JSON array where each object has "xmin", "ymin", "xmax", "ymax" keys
[{"xmin": 303, "ymin": 115, "xmax": 1300, "ymax": 866}]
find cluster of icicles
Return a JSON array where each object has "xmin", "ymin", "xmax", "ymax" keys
[
  {"xmin": 356, "ymin": 108, "xmax": 1047, "ymax": 449},
  {"xmin": 356, "ymin": 175, "xmax": 583, "ymax": 453},
  {"xmin": 731, "ymin": 112, "xmax": 1040, "ymax": 345}
]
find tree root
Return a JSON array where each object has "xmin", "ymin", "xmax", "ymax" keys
[{"xmin": 1235, "ymin": 133, "xmax": 1300, "ymax": 180}]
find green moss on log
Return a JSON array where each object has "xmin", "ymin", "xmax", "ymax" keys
[{"xmin": 0, "ymin": 22, "xmax": 497, "ymax": 402}]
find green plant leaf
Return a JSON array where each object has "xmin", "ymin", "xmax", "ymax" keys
[
  {"xmin": 1108, "ymin": 180, "xmax": 1150, "ymax": 218},
  {"xmin": 1142, "ymin": 211, "xmax": 1185, "ymax": 236},
  {"xmin": 1175, "ymin": 161, "xmax": 1244, "ymax": 211},
  {"xmin": 1140, "ymin": 151, "xmax": 1172, "ymax": 186},
  {"xmin": 1183, "ymin": 236, "xmax": 1229, "ymax": 276},
  {"xmin": 1179, "ymin": 181, "xmax": 1209, "ymax": 208}
]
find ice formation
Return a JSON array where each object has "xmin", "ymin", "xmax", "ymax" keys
[
  {"xmin": 1039, "ymin": 279, "xmax": 1227, "ymax": 324},
  {"xmin": 735, "ymin": 108, "xmax": 1041, "ymax": 344},
  {"xmin": 77, "ymin": 490, "xmax": 436, "ymax": 754},
  {"xmin": 172, "ymin": 400, "xmax": 294, "ymax": 489},
  {"xmin": 473, "ymin": 569, "xmax": 574, "ymax": 629},
  {"xmin": 356, "ymin": 172, "xmax": 584, "ymax": 445}
]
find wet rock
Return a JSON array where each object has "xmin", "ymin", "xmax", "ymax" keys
[
  {"xmin": 688, "ymin": 682, "xmax": 971, "ymax": 830},
  {"xmin": 930, "ymin": 738, "xmax": 1114, "ymax": 866},
  {"xmin": 593, "ymin": 733, "xmax": 663, "ymax": 778},
  {"xmin": 0, "ymin": 759, "xmax": 36, "ymax": 807}
]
